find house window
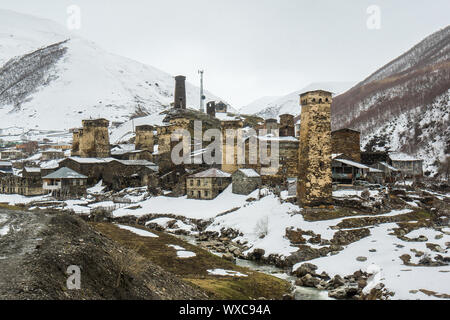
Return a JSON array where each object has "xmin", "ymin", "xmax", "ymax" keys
[
  {"xmin": 197, "ymin": 191, "xmax": 201, "ymax": 198},
  {"xmin": 218, "ymin": 179, "xmax": 222, "ymax": 186},
  {"xmin": 204, "ymin": 190, "xmax": 209, "ymax": 197},
  {"xmin": 190, "ymin": 179, "xmax": 193, "ymax": 186},
  {"xmin": 73, "ymin": 180, "xmax": 77, "ymax": 186},
  {"xmin": 197, "ymin": 179, "xmax": 200, "ymax": 186}
]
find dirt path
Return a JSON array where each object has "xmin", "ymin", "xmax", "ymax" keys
[{"xmin": 0, "ymin": 210, "xmax": 50, "ymax": 299}]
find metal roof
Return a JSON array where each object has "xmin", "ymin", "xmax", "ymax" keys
[{"xmin": 42, "ymin": 167, "xmax": 87, "ymax": 179}]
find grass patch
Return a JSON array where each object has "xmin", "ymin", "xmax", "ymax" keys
[
  {"xmin": 0, "ymin": 203, "xmax": 24, "ymax": 211},
  {"xmin": 91, "ymin": 222, "xmax": 291, "ymax": 300}
]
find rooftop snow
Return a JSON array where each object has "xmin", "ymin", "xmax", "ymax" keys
[
  {"xmin": 42, "ymin": 167, "xmax": 87, "ymax": 179},
  {"xmin": 237, "ymin": 169, "xmax": 260, "ymax": 177},
  {"xmin": 390, "ymin": 152, "xmax": 422, "ymax": 162},
  {"xmin": 334, "ymin": 158, "xmax": 370, "ymax": 170},
  {"xmin": 189, "ymin": 168, "xmax": 231, "ymax": 178}
]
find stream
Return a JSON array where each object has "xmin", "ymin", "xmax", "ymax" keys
[{"xmin": 175, "ymin": 234, "xmax": 331, "ymax": 300}]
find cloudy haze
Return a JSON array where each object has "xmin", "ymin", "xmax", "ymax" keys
[{"xmin": 1, "ymin": 0, "xmax": 449, "ymax": 107}]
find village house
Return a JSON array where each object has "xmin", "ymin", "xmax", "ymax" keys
[
  {"xmin": 232, "ymin": 168, "xmax": 261, "ymax": 195},
  {"xmin": 372, "ymin": 162, "xmax": 401, "ymax": 183},
  {"xmin": 0, "ymin": 166, "xmax": 43, "ymax": 196},
  {"xmin": 332, "ymin": 154, "xmax": 384, "ymax": 185},
  {"xmin": 102, "ymin": 159, "xmax": 159, "ymax": 191},
  {"xmin": 0, "ymin": 161, "xmax": 13, "ymax": 175},
  {"xmin": 0, "ymin": 149, "xmax": 24, "ymax": 160},
  {"xmin": 41, "ymin": 148, "xmax": 65, "ymax": 161},
  {"xmin": 187, "ymin": 168, "xmax": 231, "ymax": 200},
  {"xmin": 42, "ymin": 167, "xmax": 87, "ymax": 198},
  {"xmin": 389, "ymin": 152, "xmax": 424, "ymax": 178},
  {"xmin": 58, "ymin": 157, "xmax": 114, "ymax": 185}
]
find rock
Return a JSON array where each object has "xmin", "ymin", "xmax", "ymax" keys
[
  {"xmin": 331, "ymin": 228, "xmax": 370, "ymax": 246},
  {"xmin": 358, "ymin": 279, "xmax": 367, "ymax": 289},
  {"xmin": 300, "ymin": 274, "xmax": 320, "ymax": 288},
  {"xmin": 331, "ymin": 275, "xmax": 345, "ymax": 288},
  {"xmin": 293, "ymin": 263, "xmax": 318, "ymax": 277},
  {"xmin": 308, "ymin": 234, "xmax": 322, "ymax": 244},
  {"xmin": 399, "ymin": 254, "xmax": 412, "ymax": 265},
  {"xmin": 282, "ymin": 293, "xmax": 295, "ymax": 300},
  {"xmin": 426, "ymin": 243, "xmax": 445, "ymax": 253},
  {"xmin": 328, "ymin": 287, "xmax": 347, "ymax": 299},
  {"xmin": 222, "ymin": 253, "xmax": 235, "ymax": 261},
  {"xmin": 318, "ymin": 271, "xmax": 330, "ymax": 280},
  {"xmin": 369, "ymin": 249, "xmax": 377, "ymax": 252},
  {"xmin": 294, "ymin": 278, "xmax": 303, "ymax": 286},
  {"xmin": 285, "ymin": 229, "xmax": 307, "ymax": 244},
  {"xmin": 435, "ymin": 234, "xmax": 443, "ymax": 240},
  {"xmin": 417, "ymin": 235, "xmax": 428, "ymax": 242},
  {"xmin": 356, "ymin": 256, "xmax": 367, "ymax": 262}
]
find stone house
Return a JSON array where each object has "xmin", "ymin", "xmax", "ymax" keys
[
  {"xmin": 42, "ymin": 167, "xmax": 87, "ymax": 198},
  {"xmin": 372, "ymin": 162, "xmax": 400, "ymax": 183},
  {"xmin": 187, "ymin": 168, "xmax": 231, "ymax": 199},
  {"xmin": 232, "ymin": 169, "xmax": 261, "ymax": 195},
  {"xmin": 102, "ymin": 159, "xmax": 158, "ymax": 191},
  {"xmin": 331, "ymin": 128, "xmax": 361, "ymax": 162},
  {"xmin": 0, "ymin": 166, "xmax": 44, "ymax": 196},
  {"xmin": 0, "ymin": 149, "xmax": 24, "ymax": 160},
  {"xmin": 389, "ymin": 152, "xmax": 423, "ymax": 178},
  {"xmin": 58, "ymin": 157, "xmax": 114, "ymax": 186},
  {"xmin": 0, "ymin": 161, "xmax": 13, "ymax": 174},
  {"xmin": 41, "ymin": 148, "xmax": 64, "ymax": 161}
]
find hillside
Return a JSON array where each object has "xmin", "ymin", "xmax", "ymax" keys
[
  {"xmin": 331, "ymin": 26, "xmax": 450, "ymax": 176},
  {"xmin": 0, "ymin": 10, "xmax": 227, "ymax": 131}
]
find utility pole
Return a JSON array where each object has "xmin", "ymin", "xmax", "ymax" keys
[{"xmin": 198, "ymin": 70, "xmax": 205, "ymax": 113}]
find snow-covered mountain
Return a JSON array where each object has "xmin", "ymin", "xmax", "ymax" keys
[
  {"xmin": 332, "ymin": 25, "xmax": 450, "ymax": 176},
  {"xmin": 0, "ymin": 10, "xmax": 227, "ymax": 131},
  {"xmin": 241, "ymin": 82, "xmax": 355, "ymax": 119}
]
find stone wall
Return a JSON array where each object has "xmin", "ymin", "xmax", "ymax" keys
[
  {"xmin": 231, "ymin": 171, "xmax": 261, "ymax": 195},
  {"xmin": 74, "ymin": 119, "xmax": 111, "ymax": 158},
  {"xmin": 331, "ymin": 129, "xmax": 361, "ymax": 162},
  {"xmin": 135, "ymin": 125, "xmax": 154, "ymax": 153},
  {"xmin": 297, "ymin": 90, "xmax": 333, "ymax": 207},
  {"xmin": 221, "ymin": 120, "xmax": 244, "ymax": 174}
]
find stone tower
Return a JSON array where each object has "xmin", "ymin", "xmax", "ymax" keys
[
  {"xmin": 221, "ymin": 119, "xmax": 244, "ymax": 174},
  {"xmin": 77, "ymin": 119, "xmax": 111, "ymax": 158},
  {"xmin": 297, "ymin": 90, "xmax": 333, "ymax": 207},
  {"xmin": 174, "ymin": 75, "xmax": 186, "ymax": 109},
  {"xmin": 206, "ymin": 101, "xmax": 216, "ymax": 118},
  {"xmin": 135, "ymin": 125, "xmax": 154, "ymax": 153},
  {"xmin": 279, "ymin": 114, "xmax": 295, "ymax": 137},
  {"xmin": 71, "ymin": 128, "xmax": 82, "ymax": 156},
  {"xmin": 264, "ymin": 118, "xmax": 279, "ymax": 132}
]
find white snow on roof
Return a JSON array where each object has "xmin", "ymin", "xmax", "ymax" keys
[
  {"xmin": 68, "ymin": 157, "xmax": 115, "ymax": 164},
  {"xmin": 332, "ymin": 153, "xmax": 343, "ymax": 159},
  {"xmin": 334, "ymin": 158, "xmax": 370, "ymax": 170},
  {"xmin": 190, "ymin": 168, "xmax": 231, "ymax": 178},
  {"xmin": 379, "ymin": 162, "xmax": 400, "ymax": 171},
  {"xmin": 24, "ymin": 167, "xmax": 41, "ymax": 173},
  {"xmin": 237, "ymin": 169, "xmax": 260, "ymax": 177},
  {"xmin": 390, "ymin": 152, "xmax": 422, "ymax": 162},
  {"xmin": 40, "ymin": 159, "xmax": 63, "ymax": 169}
]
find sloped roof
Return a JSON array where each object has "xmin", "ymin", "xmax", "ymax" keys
[
  {"xmin": 67, "ymin": 157, "xmax": 115, "ymax": 164},
  {"xmin": 24, "ymin": 167, "xmax": 41, "ymax": 173},
  {"xmin": 389, "ymin": 152, "xmax": 422, "ymax": 162},
  {"xmin": 43, "ymin": 167, "xmax": 87, "ymax": 179},
  {"xmin": 334, "ymin": 158, "xmax": 370, "ymax": 170},
  {"xmin": 378, "ymin": 162, "xmax": 399, "ymax": 171},
  {"xmin": 189, "ymin": 168, "xmax": 231, "ymax": 178},
  {"xmin": 237, "ymin": 168, "xmax": 260, "ymax": 177}
]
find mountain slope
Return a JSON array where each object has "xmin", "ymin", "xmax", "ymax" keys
[
  {"xmin": 0, "ymin": 10, "xmax": 225, "ymax": 131},
  {"xmin": 244, "ymin": 82, "xmax": 355, "ymax": 119},
  {"xmin": 331, "ymin": 26, "xmax": 450, "ymax": 176}
]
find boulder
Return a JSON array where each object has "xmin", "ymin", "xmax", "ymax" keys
[{"xmin": 293, "ymin": 263, "xmax": 318, "ymax": 277}]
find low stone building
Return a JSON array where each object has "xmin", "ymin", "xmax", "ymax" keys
[
  {"xmin": 102, "ymin": 159, "xmax": 158, "ymax": 191},
  {"xmin": 41, "ymin": 148, "xmax": 64, "ymax": 161},
  {"xmin": 42, "ymin": 167, "xmax": 87, "ymax": 198},
  {"xmin": 0, "ymin": 167, "xmax": 43, "ymax": 196},
  {"xmin": 187, "ymin": 168, "xmax": 231, "ymax": 200},
  {"xmin": 372, "ymin": 162, "xmax": 400, "ymax": 182},
  {"xmin": 232, "ymin": 169, "xmax": 261, "ymax": 195},
  {"xmin": 58, "ymin": 157, "xmax": 114, "ymax": 186},
  {"xmin": 390, "ymin": 152, "xmax": 423, "ymax": 178},
  {"xmin": 0, "ymin": 149, "xmax": 24, "ymax": 160},
  {"xmin": 0, "ymin": 161, "xmax": 13, "ymax": 174}
]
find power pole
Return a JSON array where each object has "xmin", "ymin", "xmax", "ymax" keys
[{"xmin": 198, "ymin": 70, "xmax": 205, "ymax": 113}]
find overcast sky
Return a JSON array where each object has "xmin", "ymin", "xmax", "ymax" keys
[{"xmin": 1, "ymin": 0, "xmax": 449, "ymax": 107}]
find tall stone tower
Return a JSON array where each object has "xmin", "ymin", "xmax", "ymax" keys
[
  {"xmin": 297, "ymin": 90, "xmax": 333, "ymax": 207},
  {"xmin": 206, "ymin": 101, "xmax": 216, "ymax": 118},
  {"xmin": 221, "ymin": 119, "xmax": 244, "ymax": 174},
  {"xmin": 174, "ymin": 75, "xmax": 186, "ymax": 109},
  {"xmin": 279, "ymin": 114, "xmax": 295, "ymax": 137},
  {"xmin": 135, "ymin": 125, "xmax": 154, "ymax": 153},
  {"xmin": 78, "ymin": 119, "xmax": 111, "ymax": 158}
]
